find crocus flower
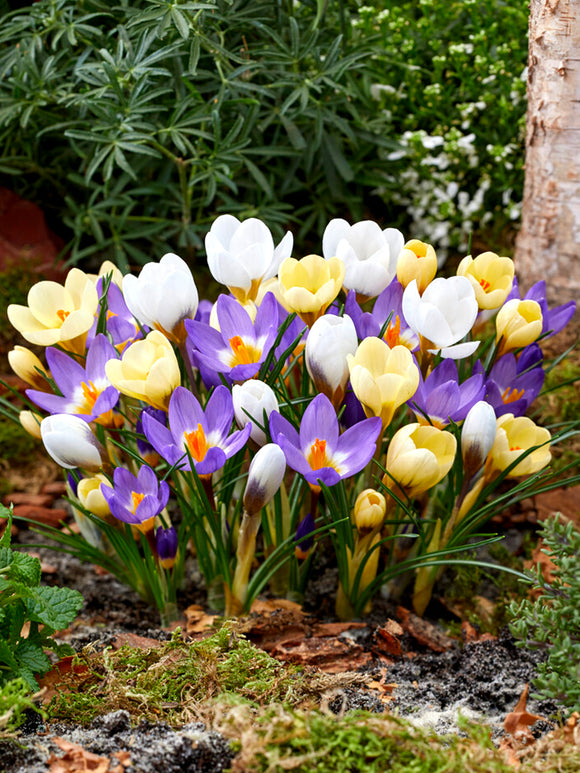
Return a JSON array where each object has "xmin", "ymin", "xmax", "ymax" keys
[
  {"xmin": 353, "ymin": 489, "xmax": 387, "ymax": 534},
  {"xmin": 40, "ymin": 414, "xmax": 106, "ymax": 471},
  {"xmin": 456, "ymin": 252, "xmax": 514, "ymax": 310},
  {"xmin": 383, "ymin": 423, "xmax": 457, "ymax": 499},
  {"xmin": 461, "ymin": 400, "xmax": 497, "ymax": 478},
  {"xmin": 243, "ymin": 443, "xmax": 287, "ymax": 515},
  {"xmin": 156, "ymin": 526, "xmax": 178, "ymax": 569},
  {"xmin": 495, "ymin": 299, "xmax": 543, "ymax": 356},
  {"xmin": 484, "ymin": 345, "xmax": 544, "ymax": 417},
  {"xmin": 27, "ymin": 334, "xmax": 120, "ymax": 426},
  {"xmin": 322, "ymin": 218, "xmax": 404, "ymax": 298},
  {"xmin": 105, "ymin": 330, "xmax": 180, "ymax": 411},
  {"xmin": 122, "ymin": 253, "xmax": 198, "ymax": 344},
  {"xmin": 232, "ymin": 379, "xmax": 279, "ymax": 446},
  {"xmin": 142, "ymin": 385, "xmax": 251, "ymax": 475},
  {"xmin": 402, "ymin": 276, "xmax": 479, "ymax": 359},
  {"xmin": 507, "ymin": 278, "xmax": 576, "ymax": 338},
  {"xmin": 305, "ymin": 313, "xmax": 358, "ymax": 408},
  {"xmin": 396, "ymin": 239, "xmax": 438, "ymax": 294},
  {"xmin": 19, "ymin": 410, "xmax": 42, "ymax": 439},
  {"xmin": 77, "ymin": 474, "xmax": 112, "ymax": 518},
  {"xmin": 136, "ymin": 407, "xmax": 166, "ymax": 466},
  {"xmin": 347, "ymin": 337, "xmax": 420, "ymax": 430},
  {"xmin": 294, "ymin": 512, "xmax": 316, "ymax": 560},
  {"xmin": 8, "ymin": 268, "xmax": 99, "ymax": 354},
  {"xmin": 408, "ymin": 359, "xmax": 485, "ymax": 427},
  {"xmin": 277, "ymin": 254, "xmax": 345, "ymax": 326},
  {"xmin": 101, "ymin": 465, "xmax": 170, "ymax": 534},
  {"xmin": 8, "ymin": 346, "xmax": 50, "ymax": 391},
  {"xmin": 487, "ymin": 414, "xmax": 551, "ymax": 477},
  {"xmin": 185, "ymin": 292, "xmax": 279, "ymax": 383},
  {"xmin": 205, "ymin": 214, "xmax": 293, "ymax": 303},
  {"xmin": 345, "ymin": 282, "xmax": 419, "ymax": 351},
  {"xmin": 269, "ymin": 393, "xmax": 381, "ymax": 490}
]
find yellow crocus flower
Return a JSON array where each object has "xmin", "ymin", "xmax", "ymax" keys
[
  {"xmin": 495, "ymin": 299, "xmax": 543, "ymax": 355},
  {"xmin": 457, "ymin": 252, "xmax": 515, "ymax": 310},
  {"xmin": 396, "ymin": 239, "xmax": 438, "ymax": 294},
  {"xmin": 277, "ymin": 254, "xmax": 345, "ymax": 326},
  {"xmin": 488, "ymin": 413, "xmax": 551, "ymax": 477}
]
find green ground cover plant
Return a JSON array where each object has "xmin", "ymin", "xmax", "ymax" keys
[{"xmin": 0, "ymin": 0, "xmax": 528, "ymax": 267}]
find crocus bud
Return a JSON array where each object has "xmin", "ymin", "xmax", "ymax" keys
[
  {"xmin": 277, "ymin": 254, "xmax": 345, "ymax": 327},
  {"xmin": 19, "ymin": 410, "xmax": 43, "ymax": 439},
  {"xmin": 8, "ymin": 346, "xmax": 51, "ymax": 391},
  {"xmin": 77, "ymin": 474, "xmax": 112, "ymax": 518},
  {"xmin": 305, "ymin": 314, "xmax": 358, "ymax": 408},
  {"xmin": 105, "ymin": 330, "xmax": 180, "ymax": 411},
  {"xmin": 40, "ymin": 414, "xmax": 106, "ymax": 472},
  {"xmin": 294, "ymin": 512, "xmax": 316, "ymax": 560},
  {"xmin": 97, "ymin": 260, "xmax": 124, "ymax": 288},
  {"xmin": 461, "ymin": 400, "xmax": 496, "ymax": 477},
  {"xmin": 122, "ymin": 253, "xmax": 199, "ymax": 344},
  {"xmin": 232, "ymin": 380, "xmax": 279, "ymax": 446},
  {"xmin": 456, "ymin": 252, "xmax": 514, "ymax": 310},
  {"xmin": 495, "ymin": 299, "xmax": 543, "ymax": 356},
  {"xmin": 396, "ymin": 239, "xmax": 437, "ymax": 294},
  {"xmin": 384, "ymin": 423, "xmax": 457, "ymax": 499},
  {"xmin": 243, "ymin": 444, "xmax": 287, "ymax": 515},
  {"xmin": 156, "ymin": 526, "xmax": 178, "ymax": 569},
  {"xmin": 488, "ymin": 414, "xmax": 551, "ymax": 477},
  {"xmin": 353, "ymin": 489, "xmax": 387, "ymax": 534}
]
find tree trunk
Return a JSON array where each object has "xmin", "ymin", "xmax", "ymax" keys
[{"xmin": 515, "ymin": 0, "xmax": 580, "ymax": 305}]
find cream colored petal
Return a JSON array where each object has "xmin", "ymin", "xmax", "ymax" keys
[
  {"xmin": 349, "ymin": 364, "xmax": 382, "ymax": 417},
  {"xmin": 60, "ymin": 309, "xmax": 96, "ymax": 341},
  {"xmin": 27, "ymin": 281, "xmax": 70, "ymax": 326}
]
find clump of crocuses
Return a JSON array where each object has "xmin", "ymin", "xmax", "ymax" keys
[{"xmin": 3, "ymin": 216, "xmax": 577, "ymax": 622}]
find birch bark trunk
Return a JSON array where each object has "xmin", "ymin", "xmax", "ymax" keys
[{"xmin": 515, "ymin": 0, "xmax": 580, "ymax": 305}]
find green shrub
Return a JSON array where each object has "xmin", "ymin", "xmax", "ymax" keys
[{"xmin": 510, "ymin": 515, "xmax": 580, "ymax": 714}]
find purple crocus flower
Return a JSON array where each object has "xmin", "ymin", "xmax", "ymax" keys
[
  {"xmin": 484, "ymin": 343, "xmax": 545, "ymax": 417},
  {"xmin": 101, "ymin": 465, "xmax": 170, "ymax": 534},
  {"xmin": 26, "ymin": 334, "xmax": 120, "ymax": 425},
  {"xmin": 156, "ymin": 526, "xmax": 178, "ymax": 568},
  {"xmin": 345, "ymin": 281, "xmax": 419, "ymax": 351},
  {"xmin": 295, "ymin": 512, "xmax": 316, "ymax": 560},
  {"xmin": 142, "ymin": 385, "xmax": 251, "ymax": 476},
  {"xmin": 507, "ymin": 278, "xmax": 576, "ymax": 337},
  {"xmin": 136, "ymin": 407, "xmax": 167, "ymax": 466},
  {"xmin": 269, "ymin": 393, "xmax": 381, "ymax": 490},
  {"xmin": 185, "ymin": 292, "xmax": 280, "ymax": 383},
  {"xmin": 408, "ymin": 359, "xmax": 486, "ymax": 427},
  {"xmin": 87, "ymin": 279, "xmax": 146, "ymax": 353}
]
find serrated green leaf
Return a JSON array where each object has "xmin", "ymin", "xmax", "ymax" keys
[
  {"xmin": 0, "ymin": 639, "xmax": 19, "ymax": 673},
  {"xmin": 8, "ymin": 552, "xmax": 41, "ymax": 587},
  {"xmin": 15, "ymin": 639, "xmax": 51, "ymax": 677},
  {"xmin": 24, "ymin": 586, "xmax": 84, "ymax": 630}
]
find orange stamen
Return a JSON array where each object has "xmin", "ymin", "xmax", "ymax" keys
[
  {"xmin": 106, "ymin": 310, "xmax": 118, "ymax": 320},
  {"xmin": 229, "ymin": 335, "xmax": 259, "ymax": 366},
  {"xmin": 479, "ymin": 278, "xmax": 491, "ymax": 292},
  {"xmin": 56, "ymin": 309, "xmax": 70, "ymax": 323},
  {"xmin": 81, "ymin": 380, "xmax": 99, "ymax": 409},
  {"xmin": 308, "ymin": 438, "xmax": 329, "ymax": 470},
  {"xmin": 384, "ymin": 315, "xmax": 401, "ymax": 348},
  {"xmin": 502, "ymin": 386, "xmax": 525, "ymax": 404},
  {"xmin": 185, "ymin": 423, "xmax": 208, "ymax": 462},
  {"xmin": 132, "ymin": 491, "xmax": 145, "ymax": 512},
  {"xmin": 509, "ymin": 445, "xmax": 522, "ymax": 452}
]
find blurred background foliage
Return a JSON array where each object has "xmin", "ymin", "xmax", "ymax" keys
[{"xmin": 0, "ymin": 0, "xmax": 529, "ymax": 270}]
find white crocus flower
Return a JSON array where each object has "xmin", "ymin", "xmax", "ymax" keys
[
  {"xmin": 122, "ymin": 253, "xmax": 198, "ymax": 344},
  {"xmin": 243, "ymin": 444, "xmax": 287, "ymax": 516},
  {"xmin": 461, "ymin": 401, "xmax": 497, "ymax": 477},
  {"xmin": 402, "ymin": 276, "xmax": 480, "ymax": 359},
  {"xmin": 305, "ymin": 314, "xmax": 358, "ymax": 408},
  {"xmin": 232, "ymin": 380, "xmax": 279, "ymax": 446},
  {"xmin": 322, "ymin": 218, "xmax": 404, "ymax": 298},
  {"xmin": 40, "ymin": 414, "xmax": 106, "ymax": 472},
  {"xmin": 205, "ymin": 215, "xmax": 293, "ymax": 303}
]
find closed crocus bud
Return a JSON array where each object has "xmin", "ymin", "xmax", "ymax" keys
[
  {"xmin": 277, "ymin": 254, "xmax": 345, "ymax": 327},
  {"xmin": 105, "ymin": 330, "xmax": 180, "ymax": 411},
  {"xmin": 396, "ymin": 239, "xmax": 438, "ymax": 294},
  {"xmin": 456, "ymin": 252, "xmax": 515, "ymax": 310},
  {"xmin": 77, "ymin": 474, "xmax": 112, "ymax": 518},
  {"xmin": 8, "ymin": 346, "xmax": 51, "ymax": 391},
  {"xmin": 8, "ymin": 268, "xmax": 98, "ymax": 355},
  {"xmin": 384, "ymin": 423, "xmax": 457, "ymax": 499},
  {"xmin": 206, "ymin": 214, "xmax": 293, "ymax": 303},
  {"xmin": 353, "ymin": 489, "xmax": 387, "ymax": 534},
  {"xmin": 243, "ymin": 444, "xmax": 287, "ymax": 515},
  {"xmin": 156, "ymin": 526, "xmax": 178, "ymax": 570},
  {"xmin": 305, "ymin": 314, "xmax": 358, "ymax": 408},
  {"xmin": 488, "ymin": 414, "xmax": 551, "ymax": 477},
  {"xmin": 495, "ymin": 299, "xmax": 543, "ymax": 356},
  {"xmin": 322, "ymin": 218, "xmax": 403, "ymax": 298},
  {"xmin": 122, "ymin": 253, "xmax": 199, "ymax": 344},
  {"xmin": 461, "ymin": 400, "xmax": 496, "ymax": 477},
  {"xmin": 19, "ymin": 410, "xmax": 43, "ymax": 439},
  {"xmin": 347, "ymin": 337, "xmax": 420, "ymax": 430},
  {"xmin": 232, "ymin": 380, "xmax": 279, "ymax": 446},
  {"xmin": 40, "ymin": 414, "xmax": 106, "ymax": 472}
]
